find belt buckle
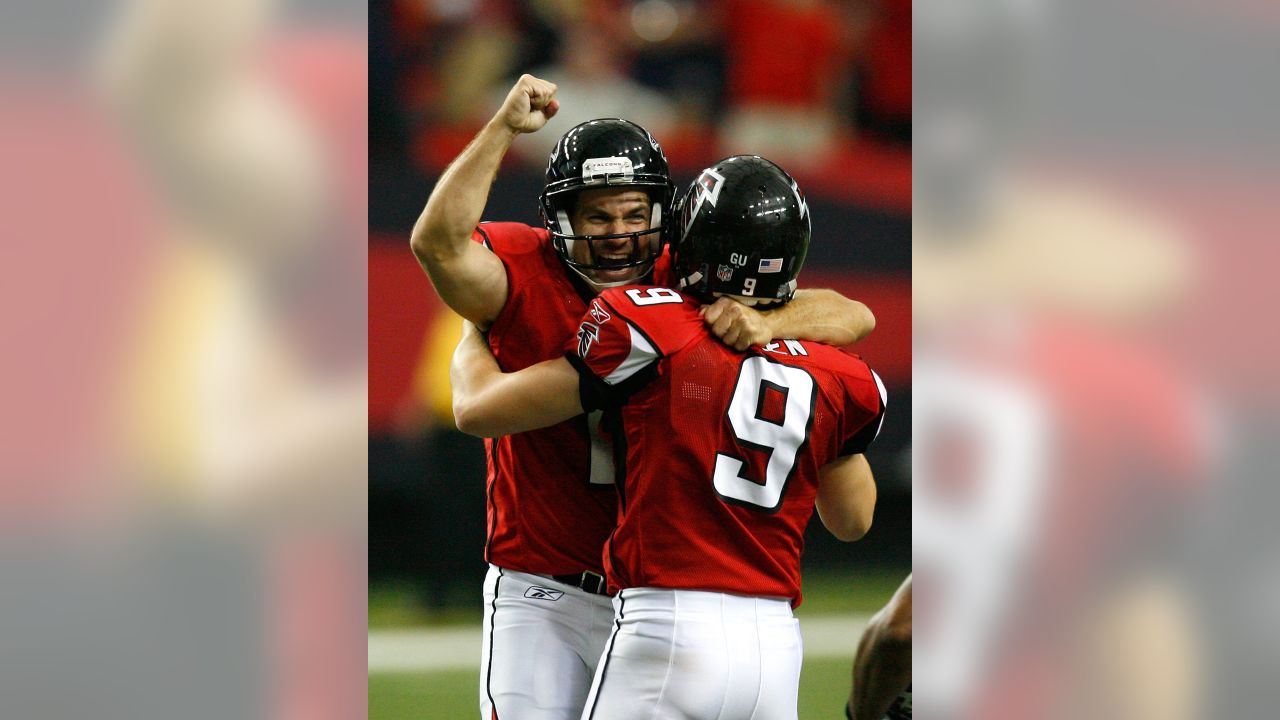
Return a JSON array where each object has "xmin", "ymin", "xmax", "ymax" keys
[{"xmin": 581, "ymin": 571, "xmax": 605, "ymax": 595}]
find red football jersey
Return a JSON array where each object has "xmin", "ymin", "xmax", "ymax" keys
[
  {"xmin": 473, "ymin": 223, "xmax": 672, "ymax": 575},
  {"xmin": 565, "ymin": 286, "xmax": 886, "ymax": 604}
]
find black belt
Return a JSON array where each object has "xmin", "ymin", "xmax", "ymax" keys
[{"xmin": 551, "ymin": 571, "xmax": 610, "ymax": 596}]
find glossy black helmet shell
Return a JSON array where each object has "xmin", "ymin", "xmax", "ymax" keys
[
  {"xmin": 672, "ymin": 155, "xmax": 811, "ymax": 303},
  {"xmin": 539, "ymin": 118, "xmax": 675, "ymax": 277}
]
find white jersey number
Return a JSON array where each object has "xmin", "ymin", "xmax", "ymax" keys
[
  {"xmin": 624, "ymin": 287, "xmax": 683, "ymax": 306},
  {"xmin": 713, "ymin": 357, "xmax": 815, "ymax": 510}
]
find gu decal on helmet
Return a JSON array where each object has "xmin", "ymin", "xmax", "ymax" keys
[
  {"xmin": 588, "ymin": 300, "xmax": 611, "ymax": 324},
  {"xmin": 582, "ymin": 157, "xmax": 635, "ymax": 183},
  {"xmin": 716, "ymin": 264, "xmax": 734, "ymax": 282},
  {"xmin": 577, "ymin": 321, "xmax": 600, "ymax": 357},
  {"xmin": 758, "ymin": 258, "xmax": 783, "ymax": 273},
  {"xmin": 679, "ymin": 167, "xmax": 726, "ymax": 238}
]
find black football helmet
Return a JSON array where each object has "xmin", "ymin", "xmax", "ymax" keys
[
  {"xmin": 539, "ymin": 119, "xmax": 675, "ymax": 286},
  {"xmin": 671, "ymin": 155, "xmax": 810, "ymax": 304}
]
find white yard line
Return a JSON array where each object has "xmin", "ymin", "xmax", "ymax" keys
[{"xmin": 368, "ymin": 614, "xmax": 870, "ymax": 673}]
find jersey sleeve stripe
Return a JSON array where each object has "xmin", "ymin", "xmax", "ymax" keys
[
  {"xmin": 871, "ymin": 368, "xmax": 888, "ymax": 408},
  {"xmin": 870, "ymin": 369, "xmax": 888, "ymax": 442},
  {"xmin": 604, "ymin": 322, "xmax": 660, "ymax": 385},
  {"xmin": 839, "ymin": 367, "xmax": 888, "ymax": 456}
]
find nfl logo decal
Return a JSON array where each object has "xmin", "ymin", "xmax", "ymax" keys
[
  {"xmin": 716, "ymin": 264, "xmax": 734, "ymax": 282},
  {"xmin": 758, "ymin": 258, "xmax": 783, "ymax": 273}
]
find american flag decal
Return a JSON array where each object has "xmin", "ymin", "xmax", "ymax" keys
[{"xmin": 758, "ymin": 258, "xmax": 783, "ymax": 273}]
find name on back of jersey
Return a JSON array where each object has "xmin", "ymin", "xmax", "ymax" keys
[{"xmin": 761, "ymin": 339, "xmax": 808, "ymax": 356}]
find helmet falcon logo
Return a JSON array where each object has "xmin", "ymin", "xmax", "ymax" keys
[
  {"xmin": 695, "ymin": 168, "xmax": 725, "ymax": 205},
  {"xmin": 681, "ymin": 167, "xmax": 726, "ymax": 238},
  {"xmin": 789, "ymin": 179, "xmax": 809, "ymax": 220}
]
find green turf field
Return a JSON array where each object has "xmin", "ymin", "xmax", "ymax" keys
[
  {"xmin": 369, "ymin": 568, "xmax": 904, "ymax": 718},
  {"xmin": 370, "ymin": 655, "xmax": 852, "ymax": 719}
]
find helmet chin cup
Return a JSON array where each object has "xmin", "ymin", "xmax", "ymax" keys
[
  {"xmin": 556, "ymin": 226, "xmax": 664, "ymax": 273},
  {"xmin": 566, "ymin": 261, "xmax": 650, "ymax": 291}
]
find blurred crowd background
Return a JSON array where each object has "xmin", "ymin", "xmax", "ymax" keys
[
  {"xmin": 368, "ymin": 0, "xmax": 914, "ymax": 616},
  {"xmin": 371, "ymin": 0, "xmax": 910, "ymax": 177}
]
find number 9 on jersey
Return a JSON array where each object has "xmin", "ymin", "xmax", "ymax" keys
[{"xmin": 713, "ymin": 357, "xmax": 816, "ymax": 511}]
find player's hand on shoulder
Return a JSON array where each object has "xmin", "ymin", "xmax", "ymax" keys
[
  {"xmin": 701, "ymin": 296, "xmax": 774, "ymax": 352},
  {"xmin": 496, "ymin": 74, "xmax": 560, "ymax": 134}
]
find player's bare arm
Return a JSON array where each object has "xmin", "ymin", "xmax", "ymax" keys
[
  {"xmin": 410, "ymin": 74, "xmax": 560, "ymax": 326},
  {"xmin": 849, "ymin": 576, "xmax": 912, "ymax": 720},
  {"xmin": 815, "ymin": 453, "xmax": 876, "ymax": 541},
  {"xmin": 702, "ymin": 289, "xmax": 876, "ymax": 351},
  {"xmin": 450, "ymin": 320, "xmax": 582, "ymax": 437}
]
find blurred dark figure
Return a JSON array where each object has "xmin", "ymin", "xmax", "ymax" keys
[{"xmin": 848, "ymin": 574, "xmax": 913, "ymax": 720}]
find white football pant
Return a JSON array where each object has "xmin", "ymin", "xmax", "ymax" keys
[
  {"xmin": 480, "ymin": 565, "xmax": 616, "ymax": 720},
  {"xmin": 581, "ymin": 588, "xmax": 803, "ymax": 720}
]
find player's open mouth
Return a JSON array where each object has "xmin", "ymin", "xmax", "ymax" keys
[{"xmin": 599, "ymin": 252, "xmax": 631, "ymax": 266}]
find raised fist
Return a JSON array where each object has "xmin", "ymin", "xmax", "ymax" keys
[{"xmin": 495, "ymin": 74, "xmax": 560, "ymax": 134}]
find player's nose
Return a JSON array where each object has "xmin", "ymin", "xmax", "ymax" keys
[{"xmin": 600, "ymin": 225, "xmax": 632, "ymax": 248}]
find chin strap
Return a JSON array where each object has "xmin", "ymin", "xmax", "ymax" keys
[
  {"xmin": 677, "ymin": 270, "xmax": 704, "ymax": 290},
  {"xmin": 679, "ymin": 272, "xmax": 791, "ymax": 306},
  {"xmin": 711, "ymin": 292, "xmax": 782, "ymax": 308}
]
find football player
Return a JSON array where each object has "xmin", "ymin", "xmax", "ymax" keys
[
  {"xmin": 450, "ymin": 155, "xmax": 886, "ymax": 720},
  {"xmin": 410, "ymin": 75, "xmax": 878, "ymax": 719}
]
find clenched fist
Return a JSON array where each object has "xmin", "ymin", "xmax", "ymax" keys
[
  {"xmin": 495, "ymin": 74, "xmax": 560, "ymax": 134},
  {"xmin": 702, "ymin": 296, "xmax": 775, "ymax": 351}
]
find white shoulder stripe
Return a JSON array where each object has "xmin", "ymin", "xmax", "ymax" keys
[
  {"xmin": 871, "ymin": 369, "xmax": 888, "ymax": 408},
  {"xmin": 870, "ymin": 369, "xmax": 888, "ymax": 442},
  {"xmin": 604, "ymin": 323, "xmax": 659, "ymax": 385}
]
